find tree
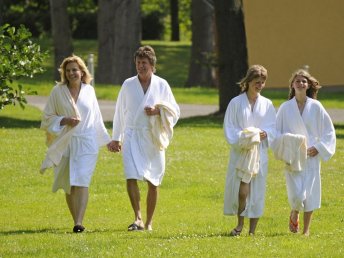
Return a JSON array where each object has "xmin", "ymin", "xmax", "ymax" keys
[
  {"xmin": 170, "ymin": 0, "xmax": 180, "ymax": 41},
  {"xmin": 49, "ymin": 0, "xmax": 73, "ymax": 80},
  {"xmin": 213, "ymin": 0, "xmax": 248, "ymax": 113},
  {"xmin": 185, "ymin": 0, "xmax": 214, "ymax": 87},
  {"xmin": 0, "ymin": 24, "xmax": 47, "ymax": 110},
  {"xmin": 97, "ymin": 0, "xmax": 141, "ymax": 85}
]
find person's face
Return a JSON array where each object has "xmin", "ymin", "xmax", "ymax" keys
[
  {"xmin": 135, "ymin": 57, "xmax": 153, "ymax": 78},
  {"xmin": 292, "ymin": 75, "xmax": 308, "ymax": 94},
  {"xmin": 65, "ymin": 62, "xmax": 83, "ymax": 83},
  {"xmin": 247, "ymin": 77, "xmax": 266, "ymax": 95}
]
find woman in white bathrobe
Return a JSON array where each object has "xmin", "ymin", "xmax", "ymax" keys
[
  {"xmin": 275, "ymin": 69, "xmax": 336, "ymax": 236},
  {"xmin": 41, "ymin": 55, "xmax": 111, "ymax": 233},
  {"xmin": 223, "ymin": 65, "xmax": 276, "ymax": 236},
  {"xmin": 108, "ymin": 46, "xmax": 180, "ymax": 231}
]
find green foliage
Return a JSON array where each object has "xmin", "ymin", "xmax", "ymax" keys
[
  {"xmin": 0, "ymin": 106, "xmax": 344, "ymax": 257},
  {"xmin": 0, "ymin": 24, "xmax": 47, "ymax": 110}
]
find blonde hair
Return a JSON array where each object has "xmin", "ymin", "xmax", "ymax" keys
[
  {"xmin": 239, "ymin": 64, "xmax": 267, "ymax": 93},
  {"xmin": 134, "ymin": 45, "xmax": 157, "ymax": 73},
  {"xmin": 57, "ymin": 55, "xmax": 93, "ymax": 85},
  {"xmin": 288, "ymin": 69, "xmax": 321, "ymax": 100}
]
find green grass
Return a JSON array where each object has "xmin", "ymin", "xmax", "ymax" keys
[{"xmin": 1, "ymin": 105, "xmax": 344, "ymax": 257}]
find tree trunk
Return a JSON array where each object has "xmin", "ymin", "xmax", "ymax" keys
[
  {"xmin": 170, "ymin": 0, "xmax": 180, "ymax": 41},
  {"xmin": 213, "ymin": 0, "xmax": 248, "ymax": 113},
  {"xmin": 0, "ymin": 0, "xmax": 4, "ymax": 25},
  {"xmin": 185, "ymin": 0, "xmax": 214, "ymax": 87},
  {"xmin": 97, "ymin": 0, "xmax": 141, "ymax": 85},
  {"xmin": 49, "ymin": 0, "xmax": 73, "ymax": 81}
]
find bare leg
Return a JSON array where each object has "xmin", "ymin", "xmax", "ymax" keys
[
  {"xmin": 65, "ymin": 186, "xmax": 89, "ymax": 225},
  {"xmin": 73, "ymin": 186, "xmax": 89, "ymax": 226},
  {"xmin": 66, "ymin": 190, "xmax": 76, "ymax": 224},
  {"xmin": 303, "ymin": 211, "xmax": 313, "ymax": 236},
  {"xmin": 249, "ymin": 218, "xmax": 259, "ymax": 235},
  {"xmin": 126, "ymin": 179, "xmax": 144, "ymax": 227},
  {"xmin": 231, "ymin": 181, "xmax": 249, "ymax": 235},
  {"xmin": 146, "ymin": 181, "xmax": 158, "ymax": 230}
]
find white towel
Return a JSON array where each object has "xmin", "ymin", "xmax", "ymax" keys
[
  {"xmin": 236, "ymin": 127, "xmax": 261, "ymax": 183},
  {"xmin": 149, "ymin": 101, "xmax": 179, "ymax": 150},
  {"xmin": 273, "ymin": 133, "xmax": 307, "ymax": 172}
]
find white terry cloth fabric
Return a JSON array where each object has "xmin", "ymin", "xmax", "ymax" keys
[
  {"xmin": 112, "ymin": 74, "xmax": 180, "ymax": 186},
  {"xmin": 150, "ymin": 101, "xmax": 179, "ymax": 150},
  {"xmin": 236, "ymin": 127, "xmax": 261, "ymax": 183},
  {"xmin": 40, "ymin": 84, "xmax": 80, "ymax": 173},
  {"xmin": 275, "ymin": 97, "xmax": 336, "ymax": 211},
  {"xmin": 273, "ymin": 133, "xmax": 307, "ymax": 172},
  {"xmin": 41, "ymin": 84, "xmax": 111, "ymax": 193},
  {"xmin": 223, "ymin": 93, "xmax": 276, "ymax": 218}
]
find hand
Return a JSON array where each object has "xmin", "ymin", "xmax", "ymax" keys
[
  {"xmin": 60, "ymin": 117, "xmax": 80, "ymax": 127},
  {"xmin": 144, "ymin": 106, "xmax": 160, "ymax": 116},
  {"xmin": 107, "ymin": 140, "xmax": 121, "ymax": 152},
  {"xmin": 307, "ymin": 146, "xmax": 319, "ymax": 157},
  {"xmin": 260, "ymin": 130, "xmax": 267, "ymax": 140}
]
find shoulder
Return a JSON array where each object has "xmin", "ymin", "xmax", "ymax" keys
[
  {"xmin": 258, "ymin": 94, "xmax": 274, "ymax": 107},
  {"xmin": 153, "ymin": 74, "xmax": 170, "ymax": 87},
  {"xmin": 230, "ymin": 93, "xmax": 244, "ymax": 105},
  {"xmin": 49, "ymin": 84, "xmax": 65, "ymax": 96},
  {"xmin": 307, "ymin": 98, "xmax": 326, "ymax": 112},
  {"xmin": 123, "ymin": 76, "xmax": 138, "ymax": 85},
  {"xmin": 279, "ymin": 98, "xmax": 293, "ymax": 109}
]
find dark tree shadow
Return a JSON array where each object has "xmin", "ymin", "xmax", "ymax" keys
[{"xmin": 0, "ymin": 116, "xmax": 40, "ymax": 128}]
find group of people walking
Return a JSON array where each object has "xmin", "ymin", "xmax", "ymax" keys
[{"xmin": 40, "ymin": 45, "xmax": 336, "ymax": 237}]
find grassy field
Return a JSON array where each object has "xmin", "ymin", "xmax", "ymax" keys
[
  {"xmin": 1, "ymin": 39, "xmax": 344, "ymax": 257},
  {"xmin": 0, "ymin": 105, "xmax": 343, "ymax": 257}
]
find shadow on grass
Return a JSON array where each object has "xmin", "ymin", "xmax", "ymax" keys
[
  {"xmin": 176, "ymin": 113, "xmax": 224, "ymax": 128},
  {"xmin": 0, "ymin": 117, "xmax": 40, "ymax": 128},
  {"xmin": 334, "ymin": 123, "xmax": 344, "ymax": 139},
  {"xmin": 104, "ymin": 114, "xmax": 225, "ymax": 130},
  {"xmin": 0, "ymin": 229, "xmax": 58, "ymax": 236}
]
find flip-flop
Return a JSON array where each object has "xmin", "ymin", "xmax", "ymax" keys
[
  {"xmin": 229, "ymin": 228, "xmax": 242, "ymax": 236},
  {"xmin": 128, "ymin": 223, "xmax": 144, "ymax": 231},
  {"xmin": 289, "ymin": 213, "xmax": 299, "ymax": 233}
]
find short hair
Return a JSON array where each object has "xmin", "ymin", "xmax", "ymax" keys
[
  {"xmin": 238, "ymin": 65, "xmax": 268, "ymax": 93},
  {"xmin": 288, "ymin": 69, "xmax": 321, "ymax": 100},
  {"xmin": 134, "ymin": 45, "xmax": 157, "ymax": 73},
  {"xmin": 58, "ymin": 55, "xmax": 92, "ymax": 85}
]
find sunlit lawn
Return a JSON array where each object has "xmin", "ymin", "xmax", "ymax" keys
[{"xmin": 0, "ymin": 105, "xmax": 343, "ymax": 257}]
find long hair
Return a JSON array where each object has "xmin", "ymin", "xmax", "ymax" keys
[
  {"xmin": 238, "ymin": 64, "xmax": 267, "ymax": 93},
  {"xmin": 288, "ymin": 69, "xmax": 321, "ymax": 100},
  {"xmin": 57, "ymin": 55, "xmax": 93, "ymax": 85}
]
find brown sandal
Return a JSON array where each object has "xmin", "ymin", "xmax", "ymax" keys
[{"xmin": 289, "ymin": 213, "xmax": 299, "ymax": 233}]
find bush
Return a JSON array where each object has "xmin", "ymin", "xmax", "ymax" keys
[{"xmin": 0, "ymin": 24, "xmax": 47, "ymax": 110}]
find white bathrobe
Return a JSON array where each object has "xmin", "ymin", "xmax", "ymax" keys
[
  {"xmin": 41, "ymin": 84, "xmax": 111, "ymax": 194},
  {"xmin": 275, "ymin": 97, "xmax": 336, "ymax": 211},
  {"xmin": 112, "ymin": 74, "xmax": 180, "ymax": 186},
  {"xmin": 223, "ymin": 93, "xmax": 276, "ymax": 218}
]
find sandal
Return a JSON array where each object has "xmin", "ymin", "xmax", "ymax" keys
[
  {"xmin": 229, "ymin": 228, "xmax": 242, "ymax": 236},
  {"xmin": 128, "ymin": 223, "xmax": 144, "ymax": 231},
  {"xmin": 289, "ymin": 212, "xmax": 299, "ymax": 233}
]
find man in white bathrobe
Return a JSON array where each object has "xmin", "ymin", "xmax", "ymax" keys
[
  {"xmin": 108, "ymin": 46, "xmax": 180, "ymax": 231},
  {"xmin": 274, "ymin": 69, "xmax": 336, "ymax": 236},
  {"xmin": 223, "ymin": 65, "xmax": 276, "ymax": 236}
]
